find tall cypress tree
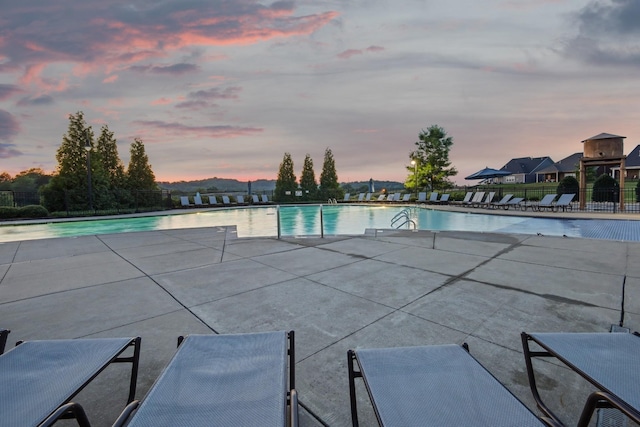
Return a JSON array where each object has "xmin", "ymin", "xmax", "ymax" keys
[
  {"xmin": 127, "ymin": 138, "xmax": 157, "ymax": 191},
  {"xmin": 299, "ymin": 154, "xmax": 317, "ymax": 201},
  {"xmin": 274, "ymin": 152, "xmax": 297, "ymax": 202},
  {"xmin": 96, "ymin": 125, "xmax": 126, "ymax": 190},
  {"xmin": 319, "ymin": 148, "xmax": 343, "ymax": 200}
]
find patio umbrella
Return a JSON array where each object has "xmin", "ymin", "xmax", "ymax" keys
[{"xmin": 465, "ymin": 167, "xmax": 512, "ymax": 180}]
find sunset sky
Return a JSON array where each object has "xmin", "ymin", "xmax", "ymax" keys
[{"xmin": 1, "ymin": 0, "xmax": 639, "ymax": 184}]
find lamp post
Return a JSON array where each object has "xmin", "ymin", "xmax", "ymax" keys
[
  {"xmin": 84, "ymin": 134, "xmax": 93, "ymax": 211},
  {"xmin": 411, "ymin": 160, "xmax": 417, "ymax": 198}
]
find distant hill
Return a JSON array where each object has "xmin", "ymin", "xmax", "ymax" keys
[{"xmin": 158, "ymin": 178, "xmax": 405, "ymax": 193}]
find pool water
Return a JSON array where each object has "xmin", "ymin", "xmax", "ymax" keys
[{"xmin": 1, "ymin": 204, "xmax": 639, "ymax": 243}]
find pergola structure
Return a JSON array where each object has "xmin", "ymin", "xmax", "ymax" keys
[{"xmin": 579, "ymin": 133, "xmax": 626, "ymax": 211}]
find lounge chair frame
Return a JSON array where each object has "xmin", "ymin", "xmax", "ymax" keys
[
  {"xmin": 348, "ymin": 343, "xmax": 557, "ymax": 427},
  {"xmin": 115, "ymin": 331, "xmax": 297, "ymax": 427},
  {"xmin": 521, "ymin": 331, "xmax": 640, "ymax": 426},
  {"xmin": 1, "ymin": 336, "xmax": 140, "ymax": 427},
  {"xmin": 0, "ymin": 329, "xmax": 8, "ymax": 355}
]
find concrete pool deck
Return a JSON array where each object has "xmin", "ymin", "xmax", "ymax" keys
[{"xmin": 1, "ymin": 224, "xmax": 639, "ymax": 426}]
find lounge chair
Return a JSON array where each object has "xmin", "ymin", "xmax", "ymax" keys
[
  {"xmin": 417, "ymin": 192, "xmax": 427, "ymax": 203},
  {"xmin": 436, "ymin": 194, "xmax": 450, "ymax": 204},
  {"xmin": 365, "ymin": 193, "xmax": 372, "ymax": 202},
  {"xmin": 237, "ymin": 195, "xmax": 247, "ymax": 205},
  {"xmin": 194, "ymin": 193, "xmax": 207, "ymax": 206},
  {"xmin": 522, "ymin": 331, "xmax": 640, "ymax": 426},
  {"xmin": 428, "ymin": 192, "xmax": 439, "ymax": 203},
  {"xmin": 222, "ymin": 195, "xmax": 232, "ymax": 206},
  {"xmin": 180, "ymin": 196, "xmax": 193, "ymax": 207},
  {"xmin": 114, "ymin": 331, "xmax": 297, "ymax": 427},
  {"xmin": 376, "ymin": 194, "xmax": 386, "ymax": 202},
  {"xmin": 553, "ymin": 193, "xmax": 575, "ymax": 211},
  {"xmin": 454, "ymin": 192, "xmax": 473, "ymax": 205},
  {"xmin": 348, "ymin": 343, "xmax": 556, "ymax": 427},
  {"xmin": 357, "ymin": 193, "xmax": 365, "ymax": 202},
  {"xmin": 1, "ymin": 337, "xmax": 140, "ymax": 427},
  {"xmin": 0, "ymin": 329, "xmax": 9, "ymax": 355},
  {"xmin": 261, "ymin": 194, "xmax": 271, "ymax": 204},
  {"xmin": 475, "ymin": 191, "xmax": 495, "ymax": 208},
  {"xmin": 523, "ymin": 194, "xmax": 556, "ymax": 211},
  {"xmin": 342, "ymin": 193, "xmax": 351, "ymax": 202},
  {"xmin": 401, "ymin": 194, "xmax": 411, "ymax": 202},
  {"xmin": 464, "ymin": 191, "xmax": 484, "ymax": 207},
  {"xmin": 503, "ymin": 197, "xmax": 524, "ymax": 210},
  {"xmin": 489, "ymin": 194, "xmax": 513, "ymax": 209},
  {"xmin": 208, "ymin": 195, "xmax": 219, "ymax": 206},
  {"xmin": 252, "ymin": 194, "xmax": 260, "ymax": 204}
]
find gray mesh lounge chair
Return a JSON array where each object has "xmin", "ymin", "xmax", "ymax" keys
[
  {"xmin": 437, "ymin": 194, "xmax": 450, "ymax": 204},
  {"xmin": 464, "ymin": 191, "xmax": 484, "ymax": 207},
  {"xmin": 522, "ymin": 331, "xmax": 640, "ymax": 426},
  {"xmin": 489, "ymin": 194, "xmax": 513, "ymax": 209},
  {"xmin": 262, "ymin": 194, "xmax": 271, "ymax": 204},
  {"xmin": 0, "ymin": 336, "xmax": 140, "ymax": 427},
  {"xmin": 417, "ymin": 192, "xmax": 427, "ymax": 203},
  {"xmin": 428, "ymin": 192, "xmax": 439, "ymax": 203},
  {"xmin": 252, "ymin": 194, "xmax": 260, "ymax": 204},
  {"xmin": 348, "ymin": 344, "xmax": 558, "ymax": 427},
  {"xmin": 453, "ymin": 191, "xmax": 473, "ymax": 205},
  {"xmin": 552, "ymin": 193, "xmax": 575, "ymax": 212},
  {"xmin": 475, "ymin": 191, "xmax": 495, "ymax": 208},
  {"xmin": 115, "ymin": 331, "xmax": 297, "ymax": 427},
  {"xmin": 523, "ymin": 194, "xmax": 556, "ymax": 211},
  {"xmin": 504, "ymin": 197, "xmax": 524, "ymax": 210}
]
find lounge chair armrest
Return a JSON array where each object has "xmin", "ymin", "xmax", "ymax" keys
[
  {"xmin": 40, "ymin": 402, "xmax": 91, "ymax": 427},
  {"xmin": 112, "ymin": 400, "xmax": 141, "ymax": 427},
  {"xmin": 290, "ymin": 388, "xmax": 299, "ymax": 427},
  {"xmin": 577, "ymin": 391, "xmax": 640, "ymax": 427}
]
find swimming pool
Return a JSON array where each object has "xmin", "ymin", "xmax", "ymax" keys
[{"xmin": 1, "ymin": 204, "xmax": 640, "ymax": 242}]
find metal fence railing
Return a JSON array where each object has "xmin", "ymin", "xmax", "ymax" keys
[
  {"xmin": 447, "ymin": 186, "xmax": 640, "ymax": 213},
  {"xmin": 0, "ymin": 189, "xmax": 173, "ymax": 215}
]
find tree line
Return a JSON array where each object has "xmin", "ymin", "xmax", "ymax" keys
[{"xmin": 274, "ymin": 148, "xmax": 344, "ymax": 202}]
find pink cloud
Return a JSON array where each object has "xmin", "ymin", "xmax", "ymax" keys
[
  {"xmin": 338, "ymin": 49, "xmax": 363, "ymax": 59},
  {"xmin": 0, "ymin": 109, "xmax": 20, "ymax": 142},
  {"xmin": 103, "ymin": 75, "xmax": 118, "ymax": 83},
  {"xmin": 0, "ymin": 84, "xmax": 22, "ymax": 100},
  {"xmin": 152, "ymin": 98, "xmax": 173, "ymax": 106},
  {"xmin": 366, "ymin": 45, "xmax": 385, "ymax": 52}
]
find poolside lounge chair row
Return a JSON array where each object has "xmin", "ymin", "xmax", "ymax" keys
[
  {"xmin": 180, "ymin": 194, "xmax": 272, "ymax": 208},
  {"xmin": 2, "ymin": 328, "xmax": 638, "ymax": 426},
  {"xmin": 451, "ymin": 192, "xmax": 575, "ymax": 212}
]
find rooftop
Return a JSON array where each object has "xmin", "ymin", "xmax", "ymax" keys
[{"xmin": 1, "ymin": 221, "xmax": 638, "ymax": 426}]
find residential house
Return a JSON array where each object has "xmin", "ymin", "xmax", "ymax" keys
[
  {"xmin": 611, "ymin": 144, "xmax": 640, "ymax": 180},
  {"xmin": 535, "ymin": 153, "xmax": 582, "ymax": 183},
  {"xmin": 495, "ymin": 156, "xmax": 554, "ymax": 184}
]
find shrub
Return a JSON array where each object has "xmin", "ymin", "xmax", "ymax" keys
[
  {"xmin": 592, "ymin": 174, "xmax": 619, "ymax": 202},
  {"xmin": 19, "ymin": 205, "xmax": 50, "ymax": 218},
  {"xmin": 556, "ymin": 176, "xmax": 580, "ymax": 202},
  {"xmin": 636, "ymin": 180, "xmax": 640, "ymax": 203},
  {"xmin": 0, "ymin": 207, "xmax": 20, "ymax": 219}
]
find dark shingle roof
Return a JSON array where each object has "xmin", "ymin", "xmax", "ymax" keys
[
  {"xmin": 582, "ymin": 133, "xmax": 626, "ymax": 142},
  {"xmin": 500, "ymin": 157, "xmax": 553, "ymax": 174},
  {"xmin": 536, "ymin": 153, "xmax": 583, "ymax": 174},
  {"xmin": 625, "ymin": 145, "xmax": 640, "ymax": 168}
]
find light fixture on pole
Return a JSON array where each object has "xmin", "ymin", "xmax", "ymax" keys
[
  {"xmin": 84, "ymin": 132, "xmax": 93, "ymax": 211},
  {"xmin": 411, "ymin": 160, "xmax": 417, "ymax": 198}
]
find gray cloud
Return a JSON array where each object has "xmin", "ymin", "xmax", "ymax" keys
[
  {"xmin": 0, "ymin": 110, "xmax": 20, "ymax": 142},
  {"xmin": 0, "ymin": 84, "xmax": 23, "ymax": 101},
  {"xmin": 128, "ymin": 63, "xmax": 200, "ymax": 75},
  {"xmin": 565, "ymin": 0, "xmax": 640, "ymax": 66},
  {"xmin": 17, "ymin": 94, "xmax": 54, "ymax": 107},
  {"xmin": 188, "ymin": 87, "xmax": 241, "ymax": 100},
  {"xmin": 0, "ymin": 144, "xmax": 23, "ymax": 158}
]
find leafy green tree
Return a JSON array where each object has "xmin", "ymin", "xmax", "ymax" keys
[
  {"xmin": 274, "ymin": 152, "xmax": 297, "ymax": 202},
  {"xmin": 408, "ymin": 125, "xmax": 458, "ymax": 191},
  {"xmin": 556, "ymin": 176, "xmax": 580, "ymax": 201},
  {"xmin": 0, "ymin": 172, "xmax": 12, "ymax": 191},
  {"xmin": 12, "ymin": 168, "xmax": 50, "ymax": 192},
  {"xmin": 299, "ymin": 154, "xmax": 317, "ymax": 201},
  {"xmin": 319, "ymin": 148, "xmax": 343, "ymax": 200}
]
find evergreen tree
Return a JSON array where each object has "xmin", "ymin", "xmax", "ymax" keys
[
  {"xmin": 127, "ymin": 138, "xmax": 157, "ymax": 190},
  {"xmin": 274, "ymin": 152, "xmax": 297, "ymax": 202},
  {"xmin": 42, "ymin": 111, "xmax": 110, "ymax": 211},
  {"xmin": 96, "ymin": 125, "xmax": 126, "ymax": 190},
  {"xmin": 0, "ymin": 172, "xmax": 12, "ymax": 191},
  {"xmin": 299, "ymin": 154, "xmax": 317, "ymax": 201},
  {"xmin": 319, "ymin": 148, "xmax": 343, "ymax": 200},
  {"xmin": 408, "ymin": 125, "xmax": 458, "ymax": 191}
]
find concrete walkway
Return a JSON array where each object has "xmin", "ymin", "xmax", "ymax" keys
[{"xmin": 1, "ymin": 226, "xmax": 638, "ymax": 426}]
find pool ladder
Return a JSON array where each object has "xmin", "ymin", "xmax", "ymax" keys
[{"xmin": 391, "ymin": 208, "xmax": 417, "ymax": 230}]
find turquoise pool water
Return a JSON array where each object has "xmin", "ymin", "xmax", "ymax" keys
[{"xmin": 1, "ymin": 205, "xmax": 639, "ymax": 242}]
